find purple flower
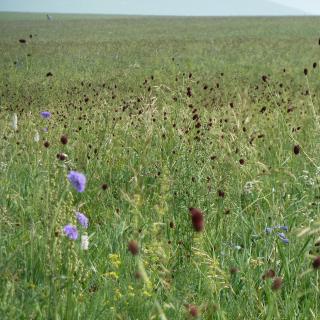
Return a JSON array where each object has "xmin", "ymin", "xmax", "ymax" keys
[
  {"xmin": 40, "ymin": 111, "xmax": 51, "ymax": 119},
  {"xmin": 43, "ymin": 127, "xmax": 48, "ymax": 132},
  {"xmin": 277, "ymin": 232, "xmax": 289, "ymax": 244},
  {"xmin": 265, "ymin": 225, "xmax": 289, "ymax": 234},
  {"xmin": 76, "ymin": 212, "xmax": 89, "ymax": 228},
  {"xmin": 67, "ymin": 171, "xmax": 86, "ymax": 192},
  {"xmin": 63, "ymin": 224, "xmax": 78, "ymax": 240},
  {"xmin": 265, "ymin": 227, "xmax": 273, "ymax": 234}
]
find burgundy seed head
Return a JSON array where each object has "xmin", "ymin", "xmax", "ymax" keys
[
  {"xmin": 262, "ymin": 269, "xmax": 275, "ymax": 280},
  {"xmin": 58, "ymin": 153, "xmax": 67, "ymax": 161},
  {"xmin": 272, "ymin": 277, "xmax": 283, "ymax": 290},
  {"xmin": 293, "ymin": 145, "xmax": 300, "ymax": 155},
  {"xmin": 60, "ymin": 135, "xmax": 68, "ymax": 145},
  {"xmin": 304, "ymin": 68, "xmax": 308, "ymax": 76},
  {"xmin": 189, "ymin": 208, "xmax": 204, "ymax": 232},
  {"xmin": 218, "ymin": 190, "xmax": 225, "ymax": 198},
  {"xmin": 312, "ymin": 256, "xmax": 320, "ymax": 269},
  {"xmin": 239, "ymin": 159, "xmax": 245, "ymax": 165},
  {"xmin": 188, "ymin": 305, "xmax": 199, "ymax": 317},
  {"xmin": 101, "ymin": 183, "xmax": 108, "ymax": 190},
  {"xmin": 44, "ymin": 141, "xmax": 50, "ymax": 148},
  {"xmin": 230, "ymin": 267, "xmax": 239, "ymax": 275},
  {"xmin": 128, "ymin": 240, "xmax": 139, "ymax": 256}
]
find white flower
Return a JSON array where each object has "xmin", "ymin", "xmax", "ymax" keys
[
  {"xmin": 12, "ymin": 113, "xmax": 18, "ymax": 131},
  {"xmin": 81, "ymin": 235, "xmax": 89, "ymax": 250},
  {"xmin": 244, "ymin": 181, "xmax": 255, "ymax": 194},
  {"xmin": 34, "ymin": 130, "xmax": 40, "ymax": 142}
]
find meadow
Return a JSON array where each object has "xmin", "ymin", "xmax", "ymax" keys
[{"xmin": 1, "ymin": 13, "xmax": 320, "ymax": 319}]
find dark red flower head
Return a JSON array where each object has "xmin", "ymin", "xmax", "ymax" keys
[
  {"xmin": 262, "ymin": 269, "xmax": 275, "ymax": 280},
  {"xmin": 189, "ymin": 208, "xmax": 204, "ymax": 232},
  {"xmin": 60, "ymin": 135, "xmax": 68, "ymax": 145},
  {"xmin": 128, "ymin": 240, "xmax": 139, "ymax": 256},
  {"xmin": 187, "ymin": 304, "xmax": 199, "ymax": 317},
  {"xmin": 312, "ymin": 256, "xmax": 320, "ymax": 269},
  {"xmin": 272, "ymin": 277, "xmax": 283, "ymax": 290}
]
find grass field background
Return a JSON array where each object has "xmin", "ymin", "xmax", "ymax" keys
[{"xmin": 1, "ymin": 13, "xmax": 320, "ymax": 319}]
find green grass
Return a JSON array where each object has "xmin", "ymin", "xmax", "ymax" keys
[{"xmin": 1, "ymin": 12, "xmax": 320, "ymax": 319}]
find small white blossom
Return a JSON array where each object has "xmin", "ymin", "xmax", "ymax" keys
[
  {"xmin": 12, "ymin": 113, "xmax": 18, "ymax": 131},
  {"xmin": 243, "ymin": 181, "xmax": 255, "ymax": 194},
  {"xmin": 34, "ymin": 130, "xmax": 40, "ymax": 142},
  {"xmin": 81, "ymin": 235, "xmax": 89, "ymax": 250}
]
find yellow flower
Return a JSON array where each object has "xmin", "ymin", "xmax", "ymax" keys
[
  {"xmin": 105, "ymin": 271, "xmax": 119, "ymax": 280},
  {"xmin": 143, "ymin": 290, "xmax": 152, "ymax": 297},
  {"xmin": 108, "ymin": 253, "xmax": 121, "ymax": 269}
]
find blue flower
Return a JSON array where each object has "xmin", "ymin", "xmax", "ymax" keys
[
  {"xmin": 67, "ymin": 171, "xmax": 86, "ymax": 192},
  {"xmin": 278, "ymin": 225, "xmax": 289, "ymax": 232},
  {"xmin": 265, "ymin": 225, "xmax": 288, "ymax": 233},
  {"xmin": 40, "ymin": 111, "xmax": 51, "ymax": 119},
  {"xmin": 63, "ymin": 224, "xmax": 78, "ymax": 240},
  {"xmin": 76, "ymin": 212, "xmax": 89, "ymax": 228},
  {"xmin": 265, "ymin": 227, "xmax": 273, "ymax": 234},
  {"xmin": 277, "ymin": 232, "xmax": 289, "ymax": 244}
]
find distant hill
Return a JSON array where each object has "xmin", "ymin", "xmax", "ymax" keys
[
  {"xmin": 0, "ymin": 0, "xmax": 306, "ymax": 16},
  {"xmin": 105, "ymin": 0, "xmax": 305, "ymax": 16}
]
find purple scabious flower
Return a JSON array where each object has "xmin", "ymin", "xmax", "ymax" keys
[
  {"xmin": 67, "ymin": 171, "xmax": 86, "ymax": 192},
  {"xmin": 277, "ymin": 232, "xmax": 289, "ymax": 244},
  {"xmin": 43, "ymin": 127, "xmax": 48, "ymax": 132},
  {"xmin": 40, "ymin": 111, "xmax": 51, "ymax": 119},
  {"xmin": 265, "ymin": 227, "xmax": 273, "ymax": 234},
  {"xmin": 76, "ymin": 212, "xmax": 89, "ymax": 228},
  {"xmin": 265, "ymin": 225, "xmax": 289, "ymax": 234},
  {"xmin": 277, "ymin": 225, "xmax": 289, "ymax": 232},
  {"xmin": 63, "ymin": 224, "xmax": 78, "ymax": 240}
]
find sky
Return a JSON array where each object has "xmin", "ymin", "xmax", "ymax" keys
[{"xmin": 0, "ymin": 0, "xmax": 320, "ymax": 16}]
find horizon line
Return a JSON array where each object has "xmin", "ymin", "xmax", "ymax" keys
[{"xmin": 0, "ymin": 10, "xmax": 317, "ymax": 17}]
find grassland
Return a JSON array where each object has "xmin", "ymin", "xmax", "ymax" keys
[{"xmin": 1, "ymin": 12, "xmax": 320, "ymax": 319}]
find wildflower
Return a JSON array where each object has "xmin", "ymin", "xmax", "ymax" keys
[
  {"xmin": 312, "ymin": 257, "xmax": 320, "ymax": 269},
  {"xmin": 43, "ymin": 127, "xmax": 48, "ymax": 132},
  {"xmin": 189, "ymin": 207, "xmax": 204, "ymax": 232},
  {"xmin": 63, "ymin": 224, "xmax": 78, "ymax": 240},
  {"xmin": 218, "ymin": 190, "xmax": 225, "ymax": 198},
  {"xmin": 40, "ymin": 111, "xmax": 51, "ymax": 119},
  {"xmin": 293, "ymin": 145, "xmax": 300, "ymax": 155},
  {"xmin": 128, "ymin": 240, "xmax": 139, "ymax": 256},
  {"xmin": 109, "ymin": 254, "xmax": 121, "ymax": 268},
  {"xmin": 67, "ymin": 171, "xmax": 86, "ymax": 192},
  {"xmin": 57, "ymin": 152, "xmax": 68, "ymax": 161},
  {"xmin": 12, "ymin": 113, "xmax": 18, "ymax": 131},
  {"xmin": 60, "ymin": 135, "xmax": 68, "ymax": 145},
  {"xmin": 76, "ymin": 212, "xmax": 89, "ymax": 228},
  {"xmin": 34, "ymin": 131, "xmax": 40, "ymax": 142},
  {"xmin": 243, "ymin": 181, "xmax": 255, "ymax": 194},
  {"xmin": 230, "ymin": 267, "xmax": 240, "ymax": 275},
  {"xmin": 187, "ymin": 305, "xmax": 199, "ymax": 317},
  {"xmin": 271, "ymin": 277, "xmax": 283, "ymax": 290},
  {"xmin": 101, "ymin": 183, "xmax": 108, "ymax": 190},
  {"xmin": 262, "ymin": 269, "xmax": 275, "ymax": 280},
  {"xmin": 81, "ymin": 234, "xmax": 89, "ymax": 250},
  {"xmin": 43, "ymin": 141, "xmax": 50, "ymax": 148},
  {"xmin": 277, "ymin": 233, "xmax": 289, "ymax": 243},
  {"xmin": 265, "ymin": 225, "xmax": 288, "ymax": 233}
]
